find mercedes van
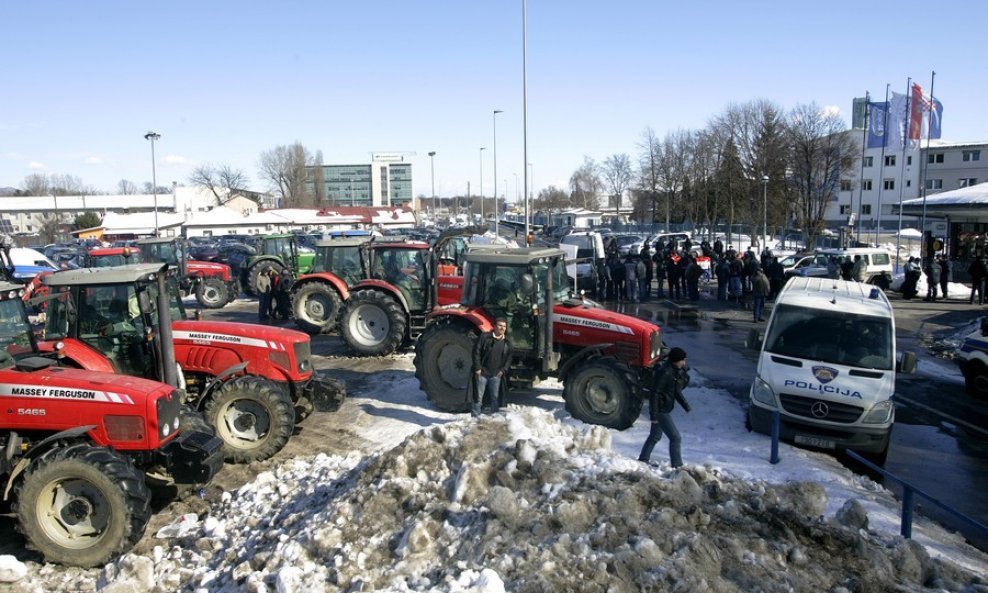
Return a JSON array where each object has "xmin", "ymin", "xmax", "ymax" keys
[{"xmin": 746, "ymin": 276, "xmax": 915, "ymax": 462}]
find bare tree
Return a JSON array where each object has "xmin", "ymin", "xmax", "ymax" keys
[
  {"xmin": 533, "ymin": 185, "xmax": 570, "ymax": 224},
  {"xmin": 21, "ymin": 174, "xmax": 50, "ymax": 196},
  {"xmin": 657, "ymin": 130, "xmax": 691, "ymax": 229},
  {"xmin": 189, "ymin": 164, "xmax": 250, "ymax": 206},
  {"xmin": 786, "ymin": 103, "xmax": 856, "ymax": 247},
  {"xmin": 258, "ymin": 142, "xmax": 311, "ymax": 208},
  {"xmin": 635, "ymin": 128, "xmax": 663, "ymax": 224},
  {"xmin": 601, "ymin": 153, "xmax": 632, "ymax": 226},
  {"xmin": 117, "ymin": 179, "xmax": 139, "ymax": 195},
  {"xmin": 569, "ymin": 157, "xmax": 602, "ymax": 211}
]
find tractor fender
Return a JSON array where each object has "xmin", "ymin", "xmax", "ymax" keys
[
  {"xmin": 294, "ymin": 273, "xmax": 351, "ymax": 301},
  {"xmin": 202, "ymin": 361, "xmax": 250, "ymax": 398},
  {"xmin": 351, "ymin": 279, "xmax": 409, "ymax": 311},
  {"xmin": 426, "ymin": 307, "xmax": 495, "ymax": 333},
  {"xmin": 557, "ymin": 343, "xmax": 614, "ymax": 382},
  {"xmin": 3, "ymin": 425, "xmax": 96, "ymax": 501}
]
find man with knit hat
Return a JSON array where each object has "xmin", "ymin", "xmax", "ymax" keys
[{"xmin": 638, "ymin": 346, "xmax": 691, "ymax": 468}]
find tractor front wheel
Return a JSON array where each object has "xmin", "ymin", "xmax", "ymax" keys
[
  {"xmin": 196, "ymin": 277, "xmax": 230, "ymax": 309},
  {"xmin": 15, "ymin": 444, "xmax": 151, "ymax": 567},
  {"xmin": 414, "ymin": 321, "xmax": 477, "ymax": 413},
  {"xmin": 563, "ymin": 357, "xmax": 642, "ymax": 429},
  {"xmin": 340, "ymin": 290, "xmax": 408, "ymax": 356},
  {"xmin": 292, "ymin": 282, "xmax": 343, "ymax": 334},
  {"xmin": 204, "ymin": 376, "xmax": 295, "ymax": 463}
]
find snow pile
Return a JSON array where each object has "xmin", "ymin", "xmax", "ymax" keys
[{"xmin": 60, "ymin": 409, "xmax": 982, "ymax": 593}]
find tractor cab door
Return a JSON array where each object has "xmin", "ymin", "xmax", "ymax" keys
[
  {"xmin": 74, "ymin": 284, "xmax": 155, "ymax": 378},
  {"xmin": 480, "ymin": 265, "xmax": 536, "ymax": 353}
]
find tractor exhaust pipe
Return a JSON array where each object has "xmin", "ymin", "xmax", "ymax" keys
[{"xmin": 157, "ymin": 271, "xmax": 179, "ymax": 388}]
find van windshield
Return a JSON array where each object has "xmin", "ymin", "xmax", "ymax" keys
[{"xmin": 764, "ymin": 304, "xmax": 893, "ymax": 370}]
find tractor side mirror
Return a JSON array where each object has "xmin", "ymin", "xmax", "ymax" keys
[
  {"xmin": 137, "ymin": 290, "xmax": 152, "ymax": 314},
  {"xmin": 520, "ymin": 273, "xmax": 535, "ymax": 295}
]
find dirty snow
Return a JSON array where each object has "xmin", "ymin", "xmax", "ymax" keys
[{"xmin": 2, "ymin": 365, "xmax": 987, "ymax": 593}]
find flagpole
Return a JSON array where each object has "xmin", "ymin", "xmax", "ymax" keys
[
  {"xmin": 855, "ymin": 91, "xmax": 870, "ymax": 246},
  {"xmin": 874, "ymin": 84, "xmax": 890, "ymax": 247},
  {"xmin": 894, "ymin": 77, "xmax": 911, "ymax": 274},
  {"xmin": 919, "ymin": 70, "xmax": 936, "ymax": 257}
]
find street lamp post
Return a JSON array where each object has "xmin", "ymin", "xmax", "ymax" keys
[
  {"xmin": 428, "ymin": 151, "xmax": 436, "ymax": 222},
  {"xmin": 479, "ymin": 147, "xmax": 486, "ymax": 223},
  {"xmin": 493, "ymin": 110, "xmax": 503, "ymax": 235},
  {"xmin": 761, "ymin": 175, "xmax": 769, "ymax": 251},
  {"xmin": 144, "ymin": 131, "xmax": 160, "ymax": 235}
]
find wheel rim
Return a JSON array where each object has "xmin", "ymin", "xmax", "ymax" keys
[
  {"xmin": 348, "ymin": 303, "xmax": 389, "ymax": 347},
  {"xmin": 436, "ymin": 341, "xmax": 470, "ymax": 390},
  {"xmin": 582, "ymin": 373, "xmax": 621, "ymax": 416},
  {"xmin": 35, "ymin": 477, "xmax": 111, "ymax": 549},
  {"xmin": 201, "ymin": 285, "xmax": 221, "ymax": 305},
  {"xmin": 303, "ymin": 294, "xmax": 331, "ymax": 322},
  {"xmin": 216, "ymin": 399, "xmax": 270, "ymax": 448}
]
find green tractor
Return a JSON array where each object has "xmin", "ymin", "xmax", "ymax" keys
[{"xmin": 238, "ymin": 234, "xmax": 315, "ymax": 296}]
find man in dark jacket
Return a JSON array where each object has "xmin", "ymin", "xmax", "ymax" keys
[
  {"xmin": 969, "ymin": 256, "xmax": 987, "ymax": 305},
  {"xmin": 939, "ymin": 255, "xmax": 952, "ymax": 299},
  {"xmin": 638, "ymin": 347, "xmax": 691, "ymax": 468},
  {"xmin": 471, "ymin": 318, "xmax": 512, "ymax": 416}
]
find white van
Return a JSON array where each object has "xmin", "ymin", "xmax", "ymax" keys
[
  {"xmin": 746, "ymin": 276, "xmax": 915, "ymax": 462},
  {"xmin": 559, "ymin": 231, "xmax": 606, "ymax": 293}
]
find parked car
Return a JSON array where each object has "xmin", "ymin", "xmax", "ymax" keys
[
  {"xmin": 789, "ymin": 248, "xmax": 894, "ymax": 288},
  {"xmin": 609, "ymin": 233, "xmax": 646, "ymax": 256}
]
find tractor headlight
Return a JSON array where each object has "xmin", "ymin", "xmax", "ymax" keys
[
  {"xmin": 862, "ymin": 399, "xmax": 894, "ymax": 424},
  {"xmin": 750, "ymin": 376, "xmax": 777, "ymax": 408}
]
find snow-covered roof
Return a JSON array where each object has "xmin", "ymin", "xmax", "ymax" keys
[
  {"xmin": 100, "ymin": 210, "xmax": 185, "ymax": 234},
  {"xmin": 899, "ymin": 181, "xmax": 988, "ymax": 206}
]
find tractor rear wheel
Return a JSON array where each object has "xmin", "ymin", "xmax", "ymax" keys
[
  {"xmin": 563, "ymin": 357, "xmax": 642, "ymax": 429},
  {"xmin": 196, "ymin": 277, "xmax": 230, "ymax": 309},
  {"xmin": 414, "ymin": 321, "xmax": 477, "ymax": 413},
  {"xmin": 14, "ymin": 443, "xmax": 151, "ymax": 567},
  {"xmin": 340, "ymin": 290, "xmax": 408, "ymax": 356},
  {"xmin": 292, "ymin": 282, "xmax": 343, "ymax": 334},
  {"xmin": 247, "ymin": 260, "xmax": 284, "ymax": 297},
  {"xmin": 205, "ymin": 376, "xmax": 295, "ymax": 463}
]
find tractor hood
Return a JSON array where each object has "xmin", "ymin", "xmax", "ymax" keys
[
  {"xmin": 554, "ymin": 301, "xmax": 660, "ymax": 336},
  {"xmin": 0, "ymin": 366, "xmax": 173, "ymax": 402},
  {"xmin": 172, "ymin": 319, "xmax": 309, "ymax": 348},
  {"xmin": 188, "ymin": 260, "xmax": 231, "ymax": 280}
]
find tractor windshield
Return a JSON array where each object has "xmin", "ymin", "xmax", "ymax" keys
[
  {"xmin": 0, "ymin": 296, "xmax": 35, "ymax": 367},
  {"xmin": 145, "ymin": 241, "xmax": 183, "ymax": 266}
]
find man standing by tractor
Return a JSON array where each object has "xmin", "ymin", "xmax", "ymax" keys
[{"xmin": 471, "ymin": 318, "xmax": 512, "ymax": 416}]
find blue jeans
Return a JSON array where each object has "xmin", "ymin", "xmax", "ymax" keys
[
  {"xmin": 473, "ymin": 373, "xmax": 501, "ymax": 415},
  {"xmin": 638, "ymin": 413, "xmax": 682, "ymax": 468},
  {"xmin": 753, "ymin": 295, "xmax": 766, "ymax": 321}
]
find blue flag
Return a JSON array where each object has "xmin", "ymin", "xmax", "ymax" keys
[
  {"xmin": 928, "ymin": 97, "xmax": 943, "ymax": 139},
  {"xmin": 866, "ymin": 101, "xmax": 890, "ymax": 148}
]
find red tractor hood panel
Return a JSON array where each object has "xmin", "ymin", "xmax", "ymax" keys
[
  {"xmin": 172, "ymin": 320, "xmax": 309, "ymax": 346},
  {"xmin": 0, "ymin": 366, "xmax": 171, "ymax": 402},
  {"xmin": 553, "ymin": 302, "xmax": 659, "ymax": 335},
  {"xmin": 187, "ymin": 260, "xmax": 231, "ymax": 280}
]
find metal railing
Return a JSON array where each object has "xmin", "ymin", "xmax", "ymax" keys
[{"xmin": 768, "ymin": 410, "xmax": 988, "ymax": 541}]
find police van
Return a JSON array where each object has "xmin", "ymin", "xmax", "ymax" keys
[{"xmin": 746, "ymin": 276, "xmax": 915, "ymax": 462}]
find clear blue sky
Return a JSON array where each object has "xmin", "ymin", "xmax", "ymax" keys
[{"xmin": 2, "ymin": 1, "xmax": 985, "ymax": 202}]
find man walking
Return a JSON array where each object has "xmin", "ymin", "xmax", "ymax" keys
[
  {"xmin": 471, "ymin": 318, "xmax": 512, "ymax": 416},
  {"xmin": 751, "ymin": 267, "xmax": 770, "ymax": 322},
  {"xmin": 639, "ymin": 347, "xmax": 691, "ymax": 468}
]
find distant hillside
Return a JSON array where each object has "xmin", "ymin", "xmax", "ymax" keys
[{"xmin": 0, "ymin": 187, "xmax": 17, "ymax": 197}]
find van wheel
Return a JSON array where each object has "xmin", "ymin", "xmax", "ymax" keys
[{"xmin": 963, "ymin": 361, "xmax": 988, "ymax": 399}]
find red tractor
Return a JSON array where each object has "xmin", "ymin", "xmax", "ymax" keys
[
  {"xmin": 83, "ymin": 246, "xmax": 142, "ymax": 268},
  {"xmin": 0, "ymin": 266, "xmax": 222, "ymax": 566},
  {"xmin": 414, "ymin": 247, "xmax": 665, "ymax": 429},
  {"xmin": 290, "ymin": 226, "xmax": 488, "ymax": 356},
  {"xmin": 136, "ymin": 237, "xmax": 238, "ymax": 309},
  {"xmin": 38, "ymin": 263, "xmax": 345, "ymax": 463}
]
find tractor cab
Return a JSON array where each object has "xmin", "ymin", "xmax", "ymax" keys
[
  {"xmin": 459, "ymin": 247, "xmax": 567, "ymax": 374},
  {"xmin": 137, "ymin": 237, "xmax": 188, "ymax": 276},
  {"xmin": 310, "ymin": 236, "xmax": 371, "ymax": 287},
  {"xmin": 0, "ymin": 281, "xmax": 41, "ymax": 368},
  {"xmin": 42, "ymin": 263, "xmax": 179, "ymax": 381}
]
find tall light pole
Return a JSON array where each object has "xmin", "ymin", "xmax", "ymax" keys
[
  {"xmin": 513, "ymin": 172, "xmax": 519, "ymax": 205},
  {"xmin": 479, "ymin": 147, "xmax": 486, "ymax": 223},
  {"xmin": 493, "ymin": 109, "xmax": 503, "ymax": 235},
  {"xmin": 144, "ymin": 131, "xmax": 160, "ymax": 235},
  {"xmin": 761, "ymin": 175, "xmax": 769, "ymax": 251},
  {"xmin": 428, "ymin": 151, "xmax": 436, "ymax": 222}
]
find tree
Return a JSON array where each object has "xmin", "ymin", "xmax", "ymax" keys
[
  {"xmin": 73, "ymin": 212, "xmax": 102, "ymax": 231},
  {"xmin": 21, "ymin": 174, "xmax": 50, "ymax": 196},
  {"xmin": 569, "ymin": 157, "xmax": 602, "ymax": 211},
  {"xmin": 635, "ymin": 128, "xmax": 663, "ymax": 224},
  {"xmin": 258, "ymin": 142, "xmax": 311, "ymax": 209},
  {"xmin": 117, "ymin": 180, "xmax": 139, "ymax": 195},
  {"xmin": 38, "ymin": 213, "xmax": 63, "ymax": 245},
  {"xmin": 601, "ymin": 153, "xmax": 632, "ymax": 225},
  {"xmin": 786, "ymin": 103, "xmax": 856, "ymax": 247},
  {"xmin": 533, "ymin": 185, "xmax": 570, "ymax": 224},
  {"xmin": 189, "ymin": 164, "xmax": 250, "ymax": 206}
]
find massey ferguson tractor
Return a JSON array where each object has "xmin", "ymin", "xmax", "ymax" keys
[
  {"xmin": 38, "ymin": 262, "xmax": 345, "ymax": 463},
  {"xmin": 290, "ymin": 226, "xmax": 490, "ymax": 356},
  {"xmin": 136, "ymin": 237, "xmax": 238, "ymax": 309},
  {"xmin": 414, "ymin": 247, "xmax": 665, "ymax": 429},
  {"xmin": 0, "ymin": 252, "xmax": 223, "ymax": 566}
]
